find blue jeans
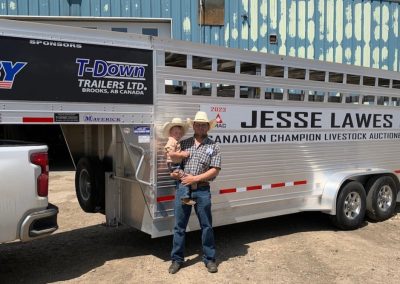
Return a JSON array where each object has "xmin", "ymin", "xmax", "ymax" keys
[
  {"xmin": 168, "ymin": 164, "xmax": 190, "ymax": 199},
  {"xmin": 180, "ymin": 185, "xmax": 191, "ymax": 199},
  {"xmin": 171, "ymin": 182, "xmax": 216, "ymax": 264}
]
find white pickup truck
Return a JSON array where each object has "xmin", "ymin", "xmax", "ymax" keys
[{"xmin": 0, "ymin": 140, "xmax": 58, "ymax": 243}]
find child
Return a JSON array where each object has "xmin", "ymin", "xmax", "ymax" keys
[{"xmin": 162, "ymin": 117, "xmax": 196, "ymax": 205}]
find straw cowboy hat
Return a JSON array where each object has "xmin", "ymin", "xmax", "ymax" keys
[
  {"xmin": 162, "ymin": 117, "xmax": 189, "ymax": 138},
  {"xmin": 189, "ymin": 111, "xmax": 217, "ymax": 129}
]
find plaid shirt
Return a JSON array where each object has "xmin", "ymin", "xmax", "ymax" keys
[{"xmin": 180, "ymin": 136, "xmax": 221, "ymax": 177}]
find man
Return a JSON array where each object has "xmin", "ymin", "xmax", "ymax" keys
[{"xmin": 168, "ymin": 111, "xmax": 221, "ymax": 274}]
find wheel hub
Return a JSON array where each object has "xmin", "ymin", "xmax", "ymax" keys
[
  {"xmin": 377, "ymin": 185, "xmax": 393, "ymax": 211},
  {"xmin": 344, "ymin": 192, "xmax": 361, "ymax": 219}
]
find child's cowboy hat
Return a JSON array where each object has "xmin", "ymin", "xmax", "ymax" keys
[
  {"xmin": 162, "ymin": 117, "xmax": 189, "ymax": 138},
  {"xmin": 189, "ymin": 111, "xmax": 217, "ymax": 129}
]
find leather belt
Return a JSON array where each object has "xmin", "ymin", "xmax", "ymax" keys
[{"xmin": 197, "ymin": 181, "xmax": 210, "ymax": 187}]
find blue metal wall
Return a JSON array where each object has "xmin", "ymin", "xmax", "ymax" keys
[{"xmin": 1, "ymin": 0, "xmax": 399, "ymax": 71}]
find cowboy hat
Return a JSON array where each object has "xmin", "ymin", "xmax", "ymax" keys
[
  {"xmin": 162, "ymin": 117, "xmax": 189, "ymax": 138},
  {"xmin": 188, "ymin": 111, "xmax": 217, "ymax": 129}
]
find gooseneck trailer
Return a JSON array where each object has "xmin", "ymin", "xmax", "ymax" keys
[{"xmin": 1, "ymin": 19, "xmax": 399, "ymax": 237}]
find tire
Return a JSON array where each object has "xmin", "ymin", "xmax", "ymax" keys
[
  {"xmin": 330, "ymin": 181, "xmax": 366, "ymax": 230},
  {"xmin": 366, "ymin": 176, "xmax": 398, "ymax": 221},
  {"xmin": 75, "ymin": 157, "xmax": 105, "ymax": 213}
]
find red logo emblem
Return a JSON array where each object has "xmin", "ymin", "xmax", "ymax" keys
[{"xmin": 216, "ymin": 113, "xmax": 223, "ymax": 123}]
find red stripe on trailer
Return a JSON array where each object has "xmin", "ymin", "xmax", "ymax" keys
[
  {"xmin": 23, "ymin": 117, "xmax": 54, "ymax": 123},
  {"xmin": 294, "ymin": 180, "xmax": 307, "ymax": 186},
  {"xmin": 158, "ymin": 180, "xmax": 309, "ymax": 202},
  {"xmin": 220, "ymin": 188, "xmax": 237, "ymax": 194},
  {"xmin": 157, "ymin": 195, "xmax": 175, "ymax": 203},
  {"xmin": 395, "ymin": 170, "xmax": 400, "ymax": 174},
  {"xmin": 247, "ymin": 185, "xmax": 262, "ymax": 191},
  {"xmin": 271, "ymin": 182, "xmax": 285, "ymax": 188}
]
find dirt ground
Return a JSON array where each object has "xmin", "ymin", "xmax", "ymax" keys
[{"xmin": 1, "ymin": 171, "xmax": 400, "ymax": 284}]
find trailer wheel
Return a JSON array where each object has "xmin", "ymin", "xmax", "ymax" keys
[
  {"xmin": 75, "ymin": 157, "xmax": 105, "ymax": 213},
  {"xmin": 331, "ymin": 181, "xmax": 366, "ymax": 230},
  {"xmin": 366, "ymin": 176, "xmax": 397, "ymax": 221}
]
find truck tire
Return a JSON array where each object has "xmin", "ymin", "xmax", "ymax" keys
[
  {"xmin": 330, "ymin": 181, "xmax": 366, "ymax": 230},
  {"xmin": 366, "ymin": 176, "xmax": 397, "ymax": 221},
  {"xmin": 75, "ymin": 157, "xmax": 105, "ymax": 213}
]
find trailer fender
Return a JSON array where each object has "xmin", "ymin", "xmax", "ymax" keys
[{"xmin": 321, "ymin": 168, "xmax": 395, "ymax": 215}]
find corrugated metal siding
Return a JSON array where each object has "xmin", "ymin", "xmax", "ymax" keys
[{"xmin": 1, "ymin": 0, "xmax": 399, "ymax": 71}]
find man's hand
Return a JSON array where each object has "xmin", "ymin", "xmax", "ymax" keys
[{"xmin": 181, "ymin": 174, "xmax": 199, "ymax": 186}]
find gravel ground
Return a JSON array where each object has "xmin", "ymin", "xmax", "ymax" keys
[{"xmin": 1, "ymin": 171, "xmax": 400, "ymax": 284}]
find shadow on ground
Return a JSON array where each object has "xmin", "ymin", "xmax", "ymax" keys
[{"xmin": 1, "ymin": 205, "xmax": 398, "ymax": 283}]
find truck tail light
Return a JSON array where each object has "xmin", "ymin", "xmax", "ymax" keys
[{"xmin": 30, "ymin": 152, "xmax": 49, "ymax": 197}]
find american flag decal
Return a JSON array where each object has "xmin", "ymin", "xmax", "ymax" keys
[
  {"xmin": 0, "ymin": 81, "xmax": 13, "ymax": 89},
  {"xmin": 0, "ymin": 60, "xmax": 27, "ymax": 90}
]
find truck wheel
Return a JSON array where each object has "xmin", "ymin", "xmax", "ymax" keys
[
  {"xmin": 331, "ymin": 181, "xmax": 366, "ymax": 230},
  {"xmin": 366, "ymin": 176, "xmax": 397, "ymax": 221},
  {"xmin": 75, "ymin": 157, "xmax": 105, "ymax": 213}
]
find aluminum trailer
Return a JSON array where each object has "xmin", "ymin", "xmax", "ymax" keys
[{"xmin": 1, "ymin": 19, "xmax": 399, "ymax": 238}]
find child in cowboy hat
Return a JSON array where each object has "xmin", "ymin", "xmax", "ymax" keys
[{"xmin": 162, "ymin": 117, "xmax": 196, "ymax": 205}]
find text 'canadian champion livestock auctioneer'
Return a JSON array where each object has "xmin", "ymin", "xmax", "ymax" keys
[{"xmin": 1, "ymin": 19, "xmax": 399, "ymax": 237}]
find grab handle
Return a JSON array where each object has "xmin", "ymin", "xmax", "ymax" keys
[{"xmin": 129, "ymin": 143, "xmax": 152, "ymax": 186}]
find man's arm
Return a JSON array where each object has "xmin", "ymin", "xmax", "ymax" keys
[{"xmin": 181, "ymin": 167, "xmax": 220, "ymax": 186}]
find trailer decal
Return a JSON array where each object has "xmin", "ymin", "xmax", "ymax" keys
[
  {"xmin": 23, "ymin": 117, "xmax": 54, "ymax": 123},
  {"xmin": 82, "ymin": 115, "xmax": 122, "ymax": 123},
  {"xmin": 210, "ymin": 131, "xmax": 400, "ymax": 145},
  {"xmin": 29, "ymin": 39, "xmax": 82, "ymax": 49},
  {"xmin": 157, "ymin": 195, "xmax": 175, "ymax": 203},
  {"xmin": 54, "ymin": 113, "xmax": 80, "ymax": 123},
  {"xmin": 133, "ymin": 126, "xmax": 151, "ymax": 135},
  {"xmin": 205, "ymin": 104, "xmax": 398, "ymax": 130},
  {"xmin": 205, "ymin": 104, "xmax": 395, "ymax": 130},
  {"xmin": 76, "ymin": 59, "xmax": 146, "ymax": 79},
  {"xmin": 0, "ymin": 60, "xmax": 27, "ymax": 89},
  {"xmin": 219, "ymin": 180, "xmax": 308, "ymax": 194},
  {"xmin": 204, "ymin": 104, "xmax": 400, "ymax": 145},
  {"xmin": 0, "ymin": 36, "xmax": 153, "ymax": 104},
  {"xmin": 156, "ymin": 180, "xmax": 308, "ymax": 202}
]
